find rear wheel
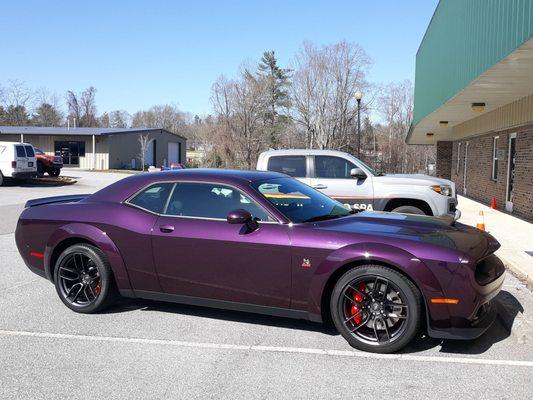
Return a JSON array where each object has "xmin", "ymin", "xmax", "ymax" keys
[
  {"xmin": 54, "ymin": 244, "xmax": 116, "ymax": 313},
  {"xmin": 391, "ymin": 205, "xmax": 426, "ymax": 215},
  {"xmin": 330, "ymin": 265, "xmax": 422, "ymax": 353},
  {"xmin": 0, "ymin": 171, "xmax": 3, "ymax": 186}
]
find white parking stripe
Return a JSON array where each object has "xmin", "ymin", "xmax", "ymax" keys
[{"xmin": 1, "ymin": 329, "xmax": 532, "ymax": 367}]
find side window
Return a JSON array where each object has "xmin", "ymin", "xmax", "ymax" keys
[
  {"xmin": 15, "ymin": 145, "xmax": 26, "ymax": 157},
  {"xmin": 165, "ymin": 182, "xmax": 272, "ymax": 221},
  {"xmin": 315, "ymin": 156, "xmax": 355, "ymax": 179},
  {"xmin": 24, "ymin": 146, "xmax": 35, "ymax": 157},
  {"xmin": 128, "ymin": 183, "xmax": 174, "ymax": 214},
  {"xmin": 267, "ymin": 156, "xmax": 306, "ymax": 177}
]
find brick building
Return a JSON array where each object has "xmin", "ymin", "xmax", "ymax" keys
[{"xmin": 408, "ymin": 0, "xmax": 533, "ymax": 221}]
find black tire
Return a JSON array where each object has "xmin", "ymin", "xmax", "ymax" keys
[
  {"xmin": 0, "ymin": 171, "xmax": 3, "ymax": 186},
  {"xmin": 53, "ymin": 244, "xmax": 116, "ymax": 313},
  {"xmin": 48, "ymin": 168, "xmax": 60, "ymax": 177},
  {"xmin": 391, "ymin": 205, "xmax": 426, "ymax": 215},
  {"xmin": 330, "ymin": 265, "xmax": 422, "ymax": 353}
]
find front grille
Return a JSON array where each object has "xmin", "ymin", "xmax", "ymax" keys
[{"xmin": 475, "ymin": 254, "xmax": 505, "ymax": 286}]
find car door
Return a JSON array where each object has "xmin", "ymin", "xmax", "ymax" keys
[
  {"xmin": 310, "ymin": 155, "xmax": 374, "ymax": 212},
  {"xmin": 151, "ymin": 181, "xmax": 292, "ymax": 308}
]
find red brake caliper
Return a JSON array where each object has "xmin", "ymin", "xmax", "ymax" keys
[{"xmin": 350, "ymin": 283, "xmax": 366, "ymax": 325}]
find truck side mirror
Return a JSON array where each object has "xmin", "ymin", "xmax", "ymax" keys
[{"xmin": 350, "ymin": 167, "xmax": 367, "ymax": 180}]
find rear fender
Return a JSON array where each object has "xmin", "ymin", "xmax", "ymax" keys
[
  {"xmin": 307, "ymin": 242, "xmax": 450, "ymax": 328},
  {"xmin": 44, "ymin": 223, "xmax": 132, "ymax": 291}
]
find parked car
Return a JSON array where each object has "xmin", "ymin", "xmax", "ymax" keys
[
  {"xmin": 0, "ymin": 142, "xmax": 37, "ymax": 186},
  {"xmin": 257, "ymin": 150, "xmax": 460, "ymax": 219},
  {"xmin": 34, "ymin": 148, "xmax": 63, "ymax": 177},
  {"xmin": 16, "ymin": 169, "xmax": 504, "ymax": 353}
]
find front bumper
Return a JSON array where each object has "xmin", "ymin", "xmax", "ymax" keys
[{"xmin": 426, "ymin": 253, "xmax": 505, "ymax": 340}]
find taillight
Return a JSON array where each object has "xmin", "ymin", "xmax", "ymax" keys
[{"xmin": 11, "ymin": 161, "xmax": 16, "ymax": 168}]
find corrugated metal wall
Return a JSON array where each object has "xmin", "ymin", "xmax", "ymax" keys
[{"xmin": 414, "ymin": 0, "xmax": 533, "ymax": 125}]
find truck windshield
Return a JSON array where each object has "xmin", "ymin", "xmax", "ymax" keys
[{"xmin": 252, "ymin": 177, "xmax": 352, "ymax": 223}]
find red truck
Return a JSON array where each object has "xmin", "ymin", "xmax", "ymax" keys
[{"xmin": 34, "ymin": 148, "xmax": 63, "ymax": 177}]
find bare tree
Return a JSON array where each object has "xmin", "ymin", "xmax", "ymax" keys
[
  {"xmin": 291, "ymin": 41, "xmax": 372, "ymax": 150},
  {"xmin": 138, "ymin": 133, "xmax": 151, "ymax": 171},
  {"xmin": 132, "ymin": 104, "xmax": 186, "ymax": 134},
  {"xmin": 66, "ymin": 87, "xmax": 98, "ymax": 127}
]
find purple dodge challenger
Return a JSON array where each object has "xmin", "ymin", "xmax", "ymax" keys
[{"xmin": 16, "ymin": 169, "xmax": 505, "ymax": 353}]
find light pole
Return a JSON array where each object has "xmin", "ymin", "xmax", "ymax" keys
[{"xmin": 354, "ymin": 92, "xmax": 363, "ymax": 158}]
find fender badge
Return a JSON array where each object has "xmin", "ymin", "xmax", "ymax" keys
[{"xmin": 302, "ymin": 258, "xmax": 311, "ymax": 268}]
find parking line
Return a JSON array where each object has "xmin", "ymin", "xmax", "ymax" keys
[{"xmin": 1, "ymin": 329, "xmax": 532, "ymax": 367}]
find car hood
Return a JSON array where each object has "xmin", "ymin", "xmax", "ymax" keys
[
  {"xmin": 374, "ymin": 173, "xmax": 453, "ymax": 187},
  {"xmin": 312, "ymin": 211, "xmax": 498, "ymax": 260}
]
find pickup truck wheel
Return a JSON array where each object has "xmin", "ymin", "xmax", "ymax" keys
[
  {"xmin": 49, "ymin": 168, "xmax": 60, "ymax": 177},
  {"xmin": 0, "ymin": 171, "xmax": 4, "ymax": 186},
  {"xmin": 391, "ymin": 205, "xmax": 426, "ymax": 215}
]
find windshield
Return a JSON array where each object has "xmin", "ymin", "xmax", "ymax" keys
[{"xmin": 252, "ymin": 177, "xmax": 352, "ymax": 223}]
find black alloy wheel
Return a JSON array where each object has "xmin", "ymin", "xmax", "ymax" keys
[
  {"xmin": 331, "ymin": 265, "xmax": 421, "ymax": 353},
  {"xmin": 54, "ymin": 244, "xmax": 116, "ymax": 313}
]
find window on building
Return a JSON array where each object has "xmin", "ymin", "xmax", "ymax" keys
[
  {"xmin": 492, "ymin": 136, "xmax": 499, "ymax": 181},
  {"xmin": 267, "ymin": 156, "xmax": 306, "ymax": 177},
  {"xmin": 456, "ymin": 143, "xmax": 461, "ymax": 174}
]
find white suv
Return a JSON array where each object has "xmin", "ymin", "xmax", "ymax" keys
[
  {"xmin": 0, "ymin": 142, "xmax": 38, "ymax": 186},
  {"xmin": 257, "ymin": 149, "xmax": 460, "ymax": 219}
]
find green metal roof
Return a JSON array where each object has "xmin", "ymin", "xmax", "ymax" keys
[{"xmin": 413, "ymin": 0, "xmax": 533, "ymax": 126}]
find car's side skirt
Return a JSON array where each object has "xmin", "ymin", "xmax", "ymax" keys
[{"xmin": 120, "ymin": 289, "xmax": 322, "ymax": 323}]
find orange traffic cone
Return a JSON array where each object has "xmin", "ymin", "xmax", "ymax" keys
[
  {"xmin": 476, "ymin": 210, "xmax": 486, "ymax": 231},
  {"xmin": 490, "ymin": 197, "xmax": 497, "ymax": 209}
]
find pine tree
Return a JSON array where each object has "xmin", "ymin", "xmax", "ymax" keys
[{"xmin": 257, "ymin": 50, "xmax": 291, "ymax": 147}]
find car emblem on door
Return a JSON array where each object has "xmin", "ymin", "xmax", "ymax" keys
[{"xmin": 301, "ymin": 258, "xmax": 311, "ymax": 268}]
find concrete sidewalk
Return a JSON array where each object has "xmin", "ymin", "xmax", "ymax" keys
[{"xmin": 458, "ymin": 195, "xmax": 533, "ymax": 288}]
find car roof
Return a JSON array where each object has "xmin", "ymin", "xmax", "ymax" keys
[
  {"xmin": 88, "ymin": 169, "xmax": 288, "ymax": 203},
  {"xmin": 260, "ymin": 149, "xmax": 353, "ymax": 157}
]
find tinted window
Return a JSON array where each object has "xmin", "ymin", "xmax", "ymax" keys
[
  {"xmin": 15, "ymin": 145, "xmax": 26, "ymax": 157},
  {"xmin": 267, "ymin": 156, "xmax": 306, "ymax": 177},
  {"xmin": 129, "ymin": 183, "xmax": 174, "ymax": 214},
  {"xmin": 315, "ymin": 156, "xmax": 356, "ymax": 179},
  {"xmin": 165, "ymin": 182, "xmax": 272, "ymax": 221},
  {"xmin": 24, "ymin": 146, "xmax": 35, "ymax": 157},
  {"xmin": 253, "ymin": 178, "xmax": 351, "ymax": 223}
]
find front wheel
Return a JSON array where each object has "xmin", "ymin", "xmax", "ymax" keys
[
  {"xmin": 48, "ymin": 168, "xmax": 60, "ymax": 177},
  {"xmin": 330, "ymin": 265, "xmax": 422, "ymax": 353},
  {"xmin": 54, "ymin": 244, "xmax": 116, "ymax": 313},
  {"xmin": 391, "ymin": 205, "xmax": 426, "ymax": 215}
]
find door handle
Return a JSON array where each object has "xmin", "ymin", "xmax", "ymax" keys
[
  {"xmin": 313, "ymin": 184, "xmax": 328, "ymax": 189},
  {"xmin": 159, "ymin": 225, "xmax": 175, "ymax": 233}
]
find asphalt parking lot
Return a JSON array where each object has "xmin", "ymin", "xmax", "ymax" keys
[{"xmin": 1, "ymin": 170, "xmax": 533, "ymax": 399}]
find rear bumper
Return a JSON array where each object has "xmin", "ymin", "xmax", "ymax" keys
[{"xmin": 12, "ymin": 171, "xmax": 37, "ymax": 180}]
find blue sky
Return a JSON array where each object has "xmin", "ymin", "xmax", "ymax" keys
[{"xmin": 1, "ymin": 0, "xmax": 439, "ymax": 117}]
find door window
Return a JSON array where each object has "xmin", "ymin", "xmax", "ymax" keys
[
  {"xmin": 24, "ymin": 145, "xmax": 35, "ymax": 157},
  {"xmin": 128, "ymin": 183, "xmax": 174, "ymax": 214},
  {"xmin": 315, "ymin": 156, "xmax": 355, "ymax": 179},
  {"xmin": 267, "ymin": 156, "xmax": 306, "ymax": 177},
  {"xmin": 165, "ymin": 182, "xmax": 272, "ymax": 221}
]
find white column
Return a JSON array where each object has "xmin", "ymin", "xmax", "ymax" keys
[
  {"xmin": 92, "ymin": 135, "xmax": 96, "ymax": 170},
  {"xmin": 20, "ymin": 133, "xmax": 24, "ymax": 143}
]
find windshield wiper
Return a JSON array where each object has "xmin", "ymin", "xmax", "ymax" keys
[{"xmin": 303, "ymin": 214, "xmax": 344, "ymax": 223}]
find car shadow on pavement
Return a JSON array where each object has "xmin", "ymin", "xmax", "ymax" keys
[
  {"xmin": 104, "ymin": 297, "xmax": 340, "ymax": 336},
  {"xmin": 401, "ymin": 290, "xmax": 524, "ymax": 355}
]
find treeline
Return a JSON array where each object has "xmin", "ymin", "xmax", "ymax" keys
[{"xmin": 0, "ymin": 40, "xmax": 435, "ymax": 174}]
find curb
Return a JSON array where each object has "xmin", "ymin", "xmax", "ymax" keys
[{"xmin": 502, "ymin": 258, "xmax": 533, "ymax": 291}]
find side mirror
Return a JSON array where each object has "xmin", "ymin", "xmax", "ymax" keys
[
  {"xmin": 227, "ymin": 209, "xmax": 258, "ymax": 231},
  {"xmin": 350, "ymin": 167, "xmax": 367, "ymax": 180}
]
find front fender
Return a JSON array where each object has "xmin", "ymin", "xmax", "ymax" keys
[
  {"xmin": 44, "ymin": 223, "xmax": 132, "ymax": 291},
  {"xmin": 306, "ymin": 242, "xmax": 450, "ymax": 326}
]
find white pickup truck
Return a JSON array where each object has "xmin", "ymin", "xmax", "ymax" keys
[{"xmin": 257, "ymin": 149, "xmax": 460, "ymax": 219}]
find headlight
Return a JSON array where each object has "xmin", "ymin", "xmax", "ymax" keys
[{"xmin": 431, "ymin": 185, "xmax": 452, "ymax": 196}]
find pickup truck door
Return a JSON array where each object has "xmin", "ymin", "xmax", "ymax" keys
[
  {"xmin": 264, "ymin": 154, "xmax": 312, "ymax": 187},
  {"xmin": 310, "ymin": 155, "xmax": 374, "ymax": 212}
]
